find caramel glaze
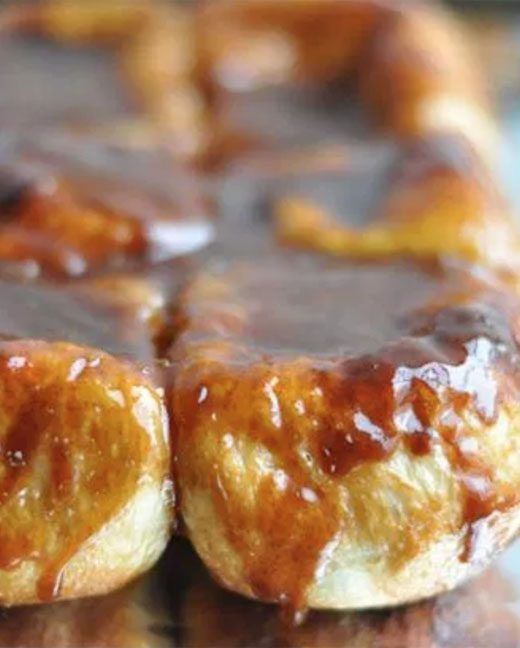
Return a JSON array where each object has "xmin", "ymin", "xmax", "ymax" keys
[
  {"xmin": 0, "ymin": 339, "xmax": 169, "ymax": 602},
  {"xmin": 0, "ymin": 131, "xmax": 213, "ymax": 279},
  {"xmin": 0, "ymin": 277, "xmax": 159, "ymax": 360},
  {"xmin": 275, "ymin": 133, "xmax": 520, "ymax": 273},
  {"xmin": 0, "ymin": 239, "xmax": 173, "ymax": 603},
  {"xmin": 171, "ymin": 258, "xmax": 520, "ymax": 612}
]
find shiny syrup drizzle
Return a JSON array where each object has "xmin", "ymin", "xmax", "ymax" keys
[
  {"xmin": 0, "ymin": 265, "xmax": 171, "ymax": 600},
  {"xmin": 172, "ymin": 259, "xmax": 520, "ymax": 615},
  {"xmin": 0, "ymin": 133, "xmax": 212, "ymax": 278},
  {"xmin": 0, "ymin": 132, "xmax": 201, "ymax": 603},
  {"xmin": 0, "ymin": 341, "xmax": 158, "ymax": 602}
]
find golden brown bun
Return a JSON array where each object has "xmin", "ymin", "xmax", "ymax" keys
[
  {"xmin": 276, "ymin": 134, "xmax": 520, "ymax": 272},
  {"xmin": 12, "ymin": 1, "xmax": 497, "ymax": 162},
  {"xmin": 0, "ymin": 340, "xmax": 172, "ymax": 606},
  {"xmin": 11, "ymin": 1, "xmax": 156, "ymax": 44},
  {"xmin": 171, "ymin": 259, "xmax": 520, "ymax": 610},
  {"xmin": 198, "ymin": 1, "xmax": 497, "ymax": 155},
  {"xmin": 11, "ymin": 1, "xmax": 211, "ymax": 158},
  {"xmin": 359, "ymin": 3, "xmax": 497, "ymax": 154},
  {"xmin": 120, "ymin": 5, "xmax": 210, "ymax": 158},
  {"xmin": 3, "ymin": 0, "xmax": 520, "ymax": 615},
  {"xmin": 197, "ymin": 0, "xmax": 382, "ymax": 87}
]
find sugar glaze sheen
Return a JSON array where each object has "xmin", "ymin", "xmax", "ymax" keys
[
  {"xmin": 1, "ymin": 0, "xmax": 520, "ymax": 619},
  {"xmin": 172, "ymin": 259, "xmax": 520, "ymax": 612}
]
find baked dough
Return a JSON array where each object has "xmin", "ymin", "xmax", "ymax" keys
[
  {"xmin": 171, "ymin": 259, "xmax": 520, "ymax": 610},
  {"xmin": 2, "ymin": 0, "xmax": 520, "ymax": 615},
  {"xmin": 0, "ymin": 339, "xmax": 172, "ymax": 605}
]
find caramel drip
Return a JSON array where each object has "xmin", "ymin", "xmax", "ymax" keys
[
  {"xmin": 173, "ymin": 260, "xmax": 520, "ymax": 610},
  {"xmin": 0, "ymin": 342, "xmax": 155, "ymax": 601},
  {"xmin": 0, "ymin": 134, "xmax": 212, "ymax": 278},
  {"xmin": 174, "ymin": 360, "xmax": 343, "ymax": 612}
]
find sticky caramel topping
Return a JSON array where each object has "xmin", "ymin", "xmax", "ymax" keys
[
  {"xmin": 0, "ymin": 340, "xmax": 168, "ymax": 602},
  {"xmin": 172, "ymin": 258, "xmax": 520, "ymax": 608},
  {"xmin": 0, "ymin": 0, "xmax": 518, "ymax": 618},
  {"xmin": 275, "ymin": 134, "xmax": 520, "ymax": 272},
  {"xmin": 0, "ymin": 277, "xmax": 159, "ymax": 360},
  {"xmin": 0, "ymin": 131, "xmax": 213, "ymax": 278}
]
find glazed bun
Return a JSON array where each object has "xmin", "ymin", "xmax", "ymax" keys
[
  {"xmin": 172, "ymin": 259, "xmax": 520, "ymax": 610},
  {"xmin": 0, "ymin": 340, "xmax": 172, "ymax": 606},
  {"xmin": 3, "ymin": 0, "xmax": 520, "ymax": 615}
]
